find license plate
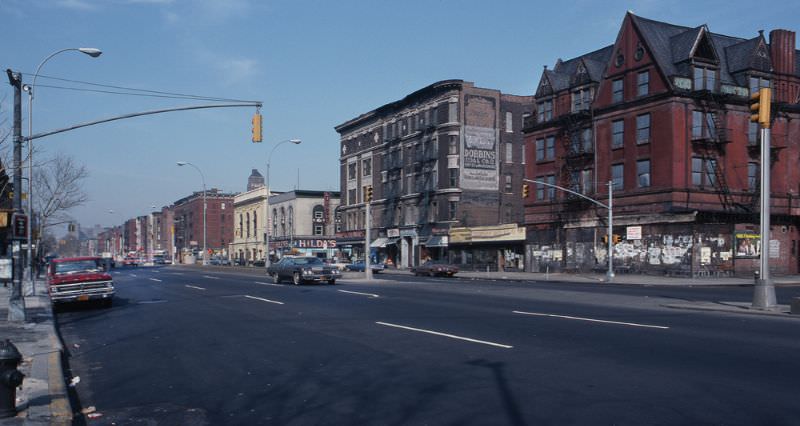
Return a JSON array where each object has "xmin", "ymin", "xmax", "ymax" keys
[{"xmin": 78, "ymin": 295, "xmax": 89, "ymax": 301}]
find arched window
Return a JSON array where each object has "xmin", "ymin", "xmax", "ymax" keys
[
  {"xmin": 239, "ymin": 214, "xmax": 243, "ymax": 238},
  {"xmin": 272, "ymin": 208, "xmax": 278, "ymax": 235},
  {"xmin": 280, "ymin": 207, "xmax": 286, "ymax": 236},
  {"xmin": 253, "ymin": 211, "xmax": 258, "ymax": 236}
]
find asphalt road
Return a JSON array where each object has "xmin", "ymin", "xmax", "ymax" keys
[{"xmin": 56, "ymin": 266, "xmax": 800, "ymax": 425}]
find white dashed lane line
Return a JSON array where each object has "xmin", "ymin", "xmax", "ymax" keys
[
  {"xmin": 149, "ymin": 278, "xmax": 162, "ymax": 282},
  {"xmin": 244, "ymin": 295, "xmax": 284, "ymax": 305},
  {"xmin": 376, "ymin": 322, "xmax": 513, "ymax": 349},
  {"xmin": 185, "ymin": 285, "xmax": 206, "ymax": 291},
  {"xmin": 338, "ymin": 290, "xmax": 380, "ymax": 298},
  {"xmin": 254, "ymin": 281, "xmax": 282, "ymax": 287},
  {"xmin": 202, "ymin": 275, "xmax": 220, "ymax": 280},
  {"xmin": 512, "ymin": 310, "xmax": 669, "ymax": 330}
]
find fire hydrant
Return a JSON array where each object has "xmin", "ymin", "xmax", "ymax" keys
[{"xmin": 0, "ymin": 340, "xmax": 24, "ymax": 418}]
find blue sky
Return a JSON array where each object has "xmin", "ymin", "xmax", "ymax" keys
[{"xmin": 2, "ymin": 0, "xmax": 798, "ymax": 230}]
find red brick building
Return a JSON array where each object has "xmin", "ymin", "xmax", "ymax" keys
[
  {"xmin": 523, "ymin": 12, "xmax": 800, "ymax": 276},
  {"xmin": 173, "ymin": 189, "xmax": 235, "ymax": 261}
]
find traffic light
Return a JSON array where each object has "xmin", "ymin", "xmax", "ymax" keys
[
  {"xmin": 749, "ymin": 87, "xmax": 771, "ymax": 128},
  {"xmin": 522, "ymin": 183, "xmax": 530, "ymax": 198},
  {"xmin": 601, "ymin": 235, "xmax": 608, "ymax": 244},
  {"xmin": 612, "ymin": 234, "xmax": 621, "ymax": 244},
  {"xmin": 365, "ymin": 186, "xmax": 373, "ymax": 202},
  {"xmin": 251, "ymin": 113, "xmax": 263, "ymax": 143}
]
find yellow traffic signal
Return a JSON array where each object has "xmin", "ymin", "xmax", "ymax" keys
[
  {"xmin": 251, "ymin": 113, "xmax": 263, "ymax": 143},
  {"xmin": 612, "ymin": 234, "xmax": 621, "ymax": 244},
  {"xmin": 522, "ymin": 183, "xmax": 530, "ymax": 198},
  {"xmin": 365, "ymin": 186, "xmax": 373, "ymax": 202},
  {"xmin": 750, "ymin": 87, "xmax": 771, "ymax": 128}
]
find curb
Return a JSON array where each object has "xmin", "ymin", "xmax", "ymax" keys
[{"xmin": 662, "ymin": 302, "xmax": 797, "ymax": 319}]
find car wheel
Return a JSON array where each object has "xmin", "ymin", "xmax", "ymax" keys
[
  {"xmin": 272, "ymin": 273, "xmax": 280, "ymax": 284},
  {"xmin": 328, "ymin": 279, "xmax": 336, "ymax": 285},
  {"xmin": 293, "ymin": 272, "xmax": 301, "ymax": 285}
]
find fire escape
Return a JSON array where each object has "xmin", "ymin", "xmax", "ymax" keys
[
  {"xmin": 417, "ymin": 124, "xmax": 439, "ymax": 223},
  {"xmin": 558, "ymin": 108, "xmax": 593, "ymax": 213},
  {"xmin": 690, "ymin": 90, "xmax": 744, "ymax": 212}
]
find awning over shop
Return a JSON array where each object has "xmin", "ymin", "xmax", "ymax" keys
[
  {"xmin": 371, "ymin": 237, "xmax": 399, "ymax": 248},
  {"xmin": 423, "ymin": 236, "xmax": 449, "ymax": 247}
]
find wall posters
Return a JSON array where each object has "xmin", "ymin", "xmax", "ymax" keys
[
  {"xmin": 462, "ymin": 126, "xmax": 497, "ymax": 190},
  {"xmin": 734, "ymin": 231, "xmax": 760, "ymax": 258}
]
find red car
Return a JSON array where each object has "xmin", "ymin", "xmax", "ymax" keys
[
  {"xmin": 48, "ymin": 257, "xmax": 115, "ymax": 307},
  {"xmin": 411, "ymin": 260, "xmax": 459, "ymax": 277}
]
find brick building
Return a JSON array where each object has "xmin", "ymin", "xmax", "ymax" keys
[
  {"xmin": 336, "ymin": 80, "xmax": 533, "ymax": 270},
  {"xmin": 524, "ymin": 12, "xmax": 800, "ymax": 276},
  {"xmin": 173, "ymin": 189, "xmax": 235, "ymax": 262}
]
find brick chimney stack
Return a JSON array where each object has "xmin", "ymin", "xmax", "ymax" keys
[{"xmin": 769, "ymin": 29, "xmax": 798, "ymax": 103}]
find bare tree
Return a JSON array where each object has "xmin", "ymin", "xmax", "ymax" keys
[{"xmin": 33, "ymin": 154, "xmax": 89, "ymax": 237}]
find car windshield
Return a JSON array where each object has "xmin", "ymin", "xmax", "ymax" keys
[
  {"xmin": 293, "ymin": 257, "xmax": 324, "ymax": 265},
  {"xmin": 54, "ymin": 260, "xmax": 101, "ymax": 274}
]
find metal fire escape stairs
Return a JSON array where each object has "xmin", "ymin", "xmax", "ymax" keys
[{"xmin": 559, "ymin": 109, "xmax": 593, "ymax": 207}]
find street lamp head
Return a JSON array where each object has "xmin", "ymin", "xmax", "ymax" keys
[
  {"xmin": 78, "ymin": 48, "xmax": 102, "ymax": 58},
  {"xmin": 290, "ymin": 139, "xmax": 301, "ymax": 144},
  {"xmin": 176, "ymin": 161, "xmax": 188, "ymax": 166}
]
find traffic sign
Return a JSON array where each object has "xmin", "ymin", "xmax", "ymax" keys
[{"xmin": 11, "ymin": 213, "xmax": 27, "ymax": 240}]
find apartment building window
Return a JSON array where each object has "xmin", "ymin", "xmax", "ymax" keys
[
  {"xmin": 693, "ymin": 66, "xmax": 716, "ymax": 91},
  {"xmin": 636, "ymin": 113, "xmax": 650, "ymax": 144},
  {"xmin": 362, "ymin": 158, "xmax": 371, "ymax": 176},
  {"xmin": 505, "ymin": 143, "xmax": 513, "ymax": 163},
  {"xmin": 748, "ymin": 162, "xmax": 759, "ymax": 191},
  {"xmin": 612, "ymin": 119, "xmax": 624, "ymax": 148},
  {"xmin": 448, "ymin": 201, "xmax": 458, "ymax": 220},
  {"xmin": 637, "ymin": 70, "xmax": 650, "ymax": 97},
  {"xmin": 253, "ymin": 212, "xmax": 257, "ymax": 236},
  {"xmin": 314, "ymin": 225, "xmax": 323, "ymax": 236},
  {"xmin": 545, "ymin": 136, "xmax": 555, "ymax": 160},
  {"xmin": 637, "ymin": 159, "xmax": 651, "ymax": 188},
  {"xmin": 449, "ymin": 135, "xmax": 458, "ymax": 154},
  {"xmin": 612, "ymin": 164, "xmax": 624, "ymax": 190},
  {"xmin": 505, "ymin": 111, "xmax": 513, "ymax": 132},
  {"xmin": 692, "ymin": 111, "xmax": 716, "ymax": 140},
  {"xmin": 448, "ymin": 102, "xmax": 458, "ymax": 123},
  {"xmin": 537, "ymin": 99, "xmax": 553, "ymax": 122},
  {"xmin": 748, "ymin": 121, "xmax": 760, "ymax": 146},
  {"xmin": 521, "ymin": 143, "xmax": 526, "ymax": 164},
  {"xmin": 749, "ymin": 76, "xmax": 771, "ymax": 95},
  {"xmin": 570, "ymin": 169, "xmax": 593, "ymax": 194},
  {"xmin": 246, "ymin": 212, "xmax": 250, "ymax": 238},
  {"xmin": 504, "ymin": 174, "xmax": 513, "ymax": 193},
  {"xmin": 572, "ymin": 88, "xmax": 592, "ymax": 112},
  {"xmin": 348, "ymin": 188, "xmax": 357, "ymax": 205},
  {"xmin": 536, "ymin": 175, "xmax": 556, "ymax": 200},
  {"xmin": 612, "ymin": 78, "xmax": 624, "ymax": 103},
  {"xmin": 692, "ymin": 157, "xmax": 717, "ymax": 187},
  {"xmin": 348, "ymin": 162, "xmax": 357, "ymax": 180},
  {"xmin": 449, "ymin": 168, "xmax": 459, "ymax": 187}
]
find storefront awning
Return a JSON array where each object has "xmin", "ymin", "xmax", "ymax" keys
[
  {"xmin": 423, "ymin": 236, "xmax": 449, "ymax": 247},
  {"xmin": 371, "ymin": 237, "xmax": 400, "ymax": 248}
]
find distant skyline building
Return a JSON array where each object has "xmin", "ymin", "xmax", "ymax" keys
[{"xmin": 247, "ymin": 169, "xmax": 265, "ymax": 191}]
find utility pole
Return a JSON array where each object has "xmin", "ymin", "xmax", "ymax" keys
[
  {"xmin": 6, "ymin": 69, "xmax": 26, "ymax": 322},
  {"xmin": 365, "ymin": 201, "xmax": 372, "ymax": 281},
  {"xmin": 750, "ymin": 87, "xmax": 776, "ymax": 309}
]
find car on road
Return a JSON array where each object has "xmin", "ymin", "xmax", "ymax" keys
[
  {"xmin": 411, "ymin": 260, "xmax": 459, "ymax": 277},
  {"xmin": 267, "ymin": 256, "xmax": 340, "ymax": 285},
  {"xmin": 209, "ymin": 257, "xmax": 231, "ymax": 266},
  {"xmin": 47, "ymin": 256, "xmax": 115, "ymax": 307},
  {"xmin": 345, "ymin": 260, "xmax": 386, "ymax": 273}
]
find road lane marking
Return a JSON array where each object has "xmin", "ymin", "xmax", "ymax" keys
[
  {"xmin": 244, "ymin": 295, "xmax": 284, "ymax": 305},
  {"xmin": 202, "ymin": 275, "xmax": 220, "ymax": 280},
  {"xmin": 255, "ymin": 281, "xmax": 282, "ymax": 287},
  {"xmin": 376, "ymin": 322, "xmax": 513, "ymax": 349},
  {"xmin": 512, "ymin": 311, "xmax": 669, "ymax": 330},
  {"xmin": 169, "ymin": 272, "xmax": 184, "ymax": 276},
  {"xmin": 130, "ymin": 274, "xmax": 138, "ymax": 277},
  {"xmin": 338, "ymin": 290, "xmax": 379, "ymax": 298},
  {"xmin": 149, "ymin": 278, "xmax": 162, "ymax": 282},
  {"xmin": 185, "ymin": 285, "xmax": 206, "ymax": 291}
]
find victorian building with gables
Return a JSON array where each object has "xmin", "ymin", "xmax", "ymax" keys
[{"xmin": 523, "ymin": 12, "xmax": 800, "ymax": 276}]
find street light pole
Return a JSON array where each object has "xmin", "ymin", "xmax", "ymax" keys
[
  {"xmin": 264, "ymin": 139, "xmax": 302, "ymax": 272},
  {"xmin": 523, "ymin": 178, "xmax": 614, "ymax": 281},
  {"xmin": 26, "ymin": 47, "xmax": 102, "ymax": 285},
  {"xmin": 176, "ymin": 162, "xmax": 207, "ymax": 265}
]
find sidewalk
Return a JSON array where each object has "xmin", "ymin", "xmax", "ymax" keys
[{"xmin": 0, "ymin": 279, "xmax": 71, "ymax": 425}]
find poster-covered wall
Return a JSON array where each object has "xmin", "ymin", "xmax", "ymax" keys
[{"xmin": 462, "ymin": 95, "xmax": 498, "ymax": 190}]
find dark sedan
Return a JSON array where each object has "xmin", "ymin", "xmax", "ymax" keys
[
  {"xmin": 267, "ymin": 256, "xmax": 341, "ymax": 285},
  {"xmin": 411, "ymin": 260, "xmax": 459, "ymax": 277}
]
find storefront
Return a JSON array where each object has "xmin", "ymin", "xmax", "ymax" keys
[
  {"xmin": 448, "ymin": 224, "xmax": 526, "ymax": 272},
  {"xmin": 335, "ymin": 230, "xmax": 365, "ymax": 263}
]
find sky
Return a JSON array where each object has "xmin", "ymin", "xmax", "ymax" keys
[{"xmin": 2, "ymin": 0, "xmax": 798, "ymax": 231}]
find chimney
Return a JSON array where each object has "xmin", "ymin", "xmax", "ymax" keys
[{"xmin": 769, "ymin": 29, "xmax": 796, "ymax": 76}]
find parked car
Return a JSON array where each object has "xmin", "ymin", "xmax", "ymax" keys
[
  {"xmin": 267, "ymin": 256, "xmax": 340, "ymax": 285},
  {"xmin": 210, "ymin": 257, "xmax": 231, "ymax": 266},
  {"xmin": 345, "ymin": 260, "xmax": 385, "ymax": 273},
  {"xmin": 411, "ymin": 260, "xmax": 459, "ymax": 277},
  {"xmin": 252, "ymin": 259, "xmax": 266, "ymax": 267},
  {"xmin": 48, "ymin": 257, "xmax": 115, "ymax": 307}
]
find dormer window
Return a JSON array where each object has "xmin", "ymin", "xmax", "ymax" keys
[
  {"xmin": 572, "ymin": 88, "xmax": 592, "ymax": 112},
  {"xmin": 693, "ymin": 66, "xmax": 716, "ymax": 91},
  {"xmin": 537, "ymin": 99, "xmax": 553, "ymax": 123}
]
